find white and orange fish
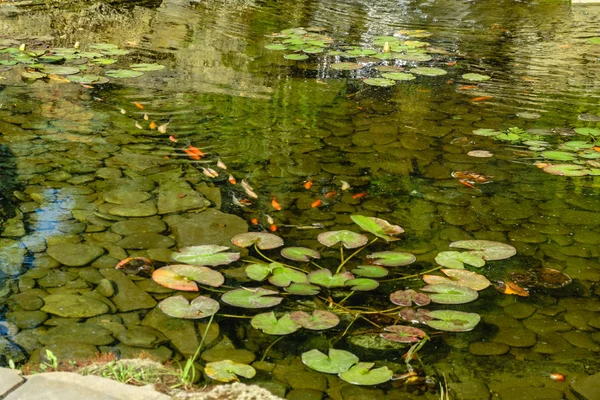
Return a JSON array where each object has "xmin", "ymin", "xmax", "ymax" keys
[
  {"xmin": 201, "ymin": 167, "xmax": 218, "ymax": 178},
  {"xmin": 241, "ymin": 179, "xmax": 258, "ymax": 199}
]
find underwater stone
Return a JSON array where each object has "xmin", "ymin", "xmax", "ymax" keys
[
  {"xmin": 570, "ymin": 372, "xmax": 600, "ymax": 400},
  {"xmin": 0, "ymin": 239, "xmax": 27, "ymax": 276},
  {"xmin": 273, "ymin": 359, "xmax": 328, "ymax": 392},
  {"xmin": 141, "ymin": 308, "xmax": 199, "ymax": 357},
  {"xmin": 0, "ymin": 336, "xmax": 27, "ymax": 365},
  {"xmin": 468, "ymin": 342, "xmax": 510, "ymax": 356},
  {"xmin": 115, "ymin": 326, "xmax": 167, "ymax": 349},
  {"xmin": 30, "ymin": 343, "xmax": 98, "ymax": 365},
  {"xmin": 104, "ymin": 189, "xmax": 152, "ymax": 205},
  {"xmin": 523, "ymin": 315, "xmax": 571, "ymax": 335},
  {"xmin": 108, "ymin": 200, "xmax": 158, "ymax": 217},
  {"xmin": 492, "ymin": 328, "xmax": 537, "ymax": 347},
  {"xmin": 39, "ymin": 323, "xmax": 114, "ymax": 346},
  {"xmin": 286, "ymin": 388, "xmax": 325, "ymax": 400},
  {"xmin": 532, "ymin": 332, "xmax": 572, "ymax": 354},
  {"xmin": 116, "ymin": 344, "xmax": 172, "ymax": 363},
  {"xmin": 20, "ymin": 235, "xmax": 47, "ymax": 253},
  {"xmin": 166, "ymin": 209, "xmax": 248, "ymax": 248},
  {"xmin": 201, "ymin": 348, "xmax": 256, "ymax": 365},
  {"xmin": 46, "ymin": 243, "xmax": 105, "ymax": 267},
  {"xmin": 95, "ymin": 279, "xmax": 115, "ymax": 297},
  {"xmin": 6, "ymin": 311, "xmax": 48, "ymax": 329},
  {"xmin": 564, "ymin": 310, "xmax": 596, "ymax": 331},
  {"xmin": 157, "ymin": 180, "xmax": 210, "ymax": 215},
  {"xmin": 503, "ymin": 303, "xmax": 536, "ymax": 320},
  {"xmin": 1, "ymin": 210, "xmax": 25, "ymax": 238},
  {"xmin": 41, "ymin": 294, "xmax": 109, "ymax": 318},
  {"xmin": 110, "ymin": 217, "xmax": 167, "ymax": 236},
  {"xmin": 9, "ymin": 293, "xmax": 44, "ymax": 311},
  {"xmin": 562, "ymin": 332, "xmax": 600, "ymax": 351},
  {"xmin": 116, "ymin": 233, "xmax": 175, "ymax": 250},
  {"xmin": 99, "ymin": 269, "xmax": 156, "ymax": 312}
]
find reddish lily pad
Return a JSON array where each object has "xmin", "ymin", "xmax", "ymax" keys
[
  {"xmin": 152, "ymin": 265, "xmax": 225, "ymax": 291},
  {"xmin": 421, "ymin": 284, "xmax": 478, "ymax": 304},
  {"xmin": 317, "ymin": 230, "xmax": 368, "ymax": 249},
  {"xmin": 366, "ymin": 251, "xmax": 416, "ymax": 267},
  {"xmin": 339, "ymin": 362, "xmax": 393, "ymax": 385},
  {"xmin": 302, "ymin": 349, "xmax": 359, "ymax": 374},
  {"xmin": 204, "ymin": 360, "xmax": 256, "ymax": 382},
  {"xmin": 171, "ymin": 245, "xmax": 240, "ymax": 266},
  {"xmin": 231, "ymin": 232, "xmax": 284, "ymax": 249},
  {"xmin": 389, "ymin": 289, "xmax": 431, "ymax": 307},
  {"xmin": 285, "ymin": 283, "xmax": 321, "ymax": 295},
  {"xmin": 350, "ymin": 215, "xmax": 404, "ymax": 242},
  {"xmin": 308, "ymin": 269, "xmax": 354, "ymax": 288},
  {"xmin": 268, "ymin": 266, "xmax": 308, "ymax": 287},
  {"xmin": 380, "ymin": 325, "xmax": 427, "ymax": 343},
  {"xmin": 221, "ymin": 288, "xmax": 283, "ymax": 308},
  {"xmin": 399, "ymin": 308, "xmax": 432, "ymax": 324},
  {"xmin": 351, "ymin": 265, "xmax": 388, "ymax": 278},
  {"xmin": 434, "ymin": 251, "xmax": 485, "ymax": 269},
  {"xmin": 158, "ymin": 295, "xmax": 219, "ymax": 319},
  {"xmin": 290, "ymin": 310, "xmax": 340, "ymax": 330},
  {"xmin": 449, "ymin": 240, "xmax": 516, "ymax": 261},
  {"xmin": 345, "ymin": 278, "xmax": 379, "ymax": 291},
  {"xmin": 423, "ymin": 269, "xmax": 490, "ymax": 291},
  {"xmin": 281, "ymin": 247, "xmax": 321, "ymax": 262},
  {"xmin": 251, "ymin": 312, "xmax": 301, "ymax": 335},
  {"xmin": 425, "ymin": 310, "xmax": 481, "ymax": 332}
]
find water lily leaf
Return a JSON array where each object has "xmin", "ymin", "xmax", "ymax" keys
[
  {"xmin": 366, "ymin": 251, "xmax": 416, "ymax": 267},
  {"xmin": 351, "ymin": 265, "xmax": 388, "ymax": 278},
  {"xmin": 221, "ymin": 288, "xmax": 283, "ymax": 308},
  {"xmin": 67, "ymin": 74, "xmax": 109, "ymax": 84},
  {"xmin": 290, "ymin": 310, "xmax": 339, "ymax": 330},
  {"xmin": 281, "ymin": 247, "xmax": 321, "ymax": 262},
  {"xmin": 434, "ymin": 251, "xmax": 485, "ymax": 269},
  {"xmin": 449, "ymin": 240, "xmax": 516, "ymax": 261},
  {"xmin": 283, "ymin": 53, "xmax": 309, "ymax": 60},
  {"xmin": 389, "ymin": 289, "xmax": 431, "ymax": 307},
  {"xmin": 410, "ymin": 67, "xmax": 447, "ymax": 76},
  {"xmin": 425, "ymin": 310, "xmax": 481, "ymax": 332},
  {"xmin": 421, "ymin": 284, "xmax": 478, "ymax": 304},
  {"xmin": 423, "ymin": 269, "xmax": 490, "ymax": 291},
  {"xmin": 90, "ymin": 43, "xmax": 119, "ymax": 50},
  {"xmin": 39, "ymin": 65, "xmax": 81, "ymax": 75},
  {"xmin": 363, "ymin": 78, "xmax": 396, "ymax": 87},
  {"xmin": 396, "ymin": 53, "xmax": 432, "ymax": 61},
  {"xmin": 543, "ymin": 164, "xmax": 588, "ymax": 176},
  {"xmin": 302, "ymin": 47, "xmax": 324, "ymax": 54},
  {"xmin": 251, "ymin": 312, "xmax": 301, "ymax": 335},
  {"xmin": 381, "ymin": 72, "xmax": 415, "ymax": 81},
  {"xmin": 380, "ymin": 325, "xmax": 427, "ymax": 343},
  {"xmin": 21, "ymin": 71, "xmax": 46, "ymax": 80},
  {"xmin": 588, "ymin": 37, "xmax": 600, "ymax": 44},
  {"xmin": 339, "ymin": 362, "xmax": 393, "ymax": 386},
  {"xmin": 105, "ymin": 69, "xmax": 144, "ymax": 78},
  {"xmin": 462, "ymin": 73, "xmax": 491, "ymax": 81},
  {"xmin": 302, "ymin": 349, "xmax": 358, "ymax": 374},
  {"xmin": 350, "ymin": 215, "xmax": 404, "ymax": 242},
  {"xmin": 158, "ymin": 295, "xmax": 219, "ymax": 319},
  {"xmin": 317, "ymin": 230, "xmax": 368, "ymax": 249},
  {"xmin": 285, "ymin": 283, "xmax": 321, "ymax": 295},
  {"xmin": 345, "ymin": 278, "xmax": 379, "ymax": 291},
  {"xmin": 472, "ymin": 128, "xmax": 500, "ymax": 137},
  {"xmin": 308, "ymin": 269, "xmax": 354, "ymax": 288},
  {"xmin": 330, "ymin": 62, "xmax": 363, "ymax": 70},
  {"xmin": 130, "ymin": 63, "xmax": 165, "ymax": 71},
  {"xmin": 559, "ymin": 141, "xmax": 594, "ymax": 151},
  {"xmin": 245, "ymin": 263, "xmax": 276, "ymax": 281},
  {"xmin": 268, "ymin": 266, "xmax": 308, "ymax": 287},
  {"xmin": 0, "ymin": 60, "xmax": 17, "ymax": 66},
  {"xmin": 540, "ymin": 150, "xmax": 577, "ymax": 161},
  {"xmin": 102, "ymin": 49, "xmax": 130, "ymax": 56},
  {"xmin": 400, "ymin": 308, "xmax": 432, "ymax": 324},
  {"xmin": 152, "ymin": 265, "xmax": 225, "ymax": 291},
  {"xmin": 231, "ymin": 232, "xmax": 284, "ymax": 249},
  {"xmin": 345, "ymin": 48, "xmax": 377, "ymax": 56},
  {"xmin": 38, "ymin": 55, "xmax": 64, "ymax": 63},
  {"xmin": 204, "ymin": 360, "xmax": 256, "ymax": 382},
  {"xmin": 171, "ymin": 245, "xmax": 240, "ymax": 266}
]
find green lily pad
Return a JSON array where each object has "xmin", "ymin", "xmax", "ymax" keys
[
  {"xmin": 472, "ymin": 128, "xmax": 500, "ymax": 137},
  {"xmin": 21, "ymin": 71, "xmax": 46, "ymax": 80},
  {"xmin": 462, "ymin": 73, "xmax": 491, "ymax": 82},
  {"xmin": 495, "ymin": 133, "xmax": 520, "ymax": 142},
  {"xmin": 158, "ymin": 295, "xmax": 219, "ymax": 319},
  {"xmin": 39, "ymin": 65, "xmax": 81, "ymax": 75},
  {"xmin": 350, "ymin": 215, "xmax": 404, "ymax": 242},
  {"xmin": 317, "ymin": 230, "xmax": 368, "ymax": 249},
  {"xmin": 423, "ymin": 269, "xmax": 490, "ymax": 291},
  {"xmin": 380, "ymin": 325, "xmax": 427, "ymax": 343},
  {"xmin": 540, "ymin": 150, "xmax": 577, "ymax": 161},
  {"xmin": 339, "ymin": 362, "xmax": 393, "ymax": 386},
  {"xmin": 308, "ymin": 269, "xmax": 354, "ymax": 288},
  {"xmin": 559, "ymin": 141, "xmax": 594, "ymax": 151},
  {"xmin": 251, "ymin": 312, "xmax": 301, "ymax": 335},
  {"xmin": 389, "ymin": 289, "xmax": 431, "ymax": 307},
  {"xmin": 543, "ymin": 164, "xmax": 588, "ymax": 176},
  {"xmin": 283, "ymin": 53, "xmax": 309, "ymax": 60},
  {"xmin": 280, "ymin": 247, "xmax": 321, "ymax": 262},
  {"xmin": 381, "ymin": 72, "xmax": 415, "ymax": 81},
  {"xmin": 221, "ymin": 288, "xmax": 283, "ymax": 308},
  {"xmin": 152, "ymin": 265, "xmax": 225, "ymax": 291},
  {"xmin": 588, "ymin": 37, "xmax": 600, "ymax": 45},
  {"xmin": 411, "ymin": 67, "xmax": 447, "ymax": 76},
  {"xmin": 421, "ymin": 284, "xmax": 479, "ymax": 304},
  {"xmin": 366, "ymin": 251, "xmax": 416, "ymax": 267},
  {"xmin": 396, "ymin": 53, "xmax": 432, "ymax": 62},
  {"xmin": 425, "ymin": 310, "xmax": 481, "ymax": 332},
  {"xmin": 302, "ymin": 47, "xmax": 324, "ymax": 54},
  {"xmin": 449, "ymin": 240, "xmax": 516, "ymax": 261},
  {"xmin": 580, "ymin": 150, "xmax": 600, "ymax": 159},
  {"xmin": 434, "ymin": 251, "xmax": 485, "ymax": 269},
  {"xmin": 351, "ymin": 265, "xmax": 388, "ymax": 278},
  {"xmin": 38, "ymin": 55, "xmax": 64, "ymax": 63},
  {"xmin": 302, "ymin": 349, "xmax": 359, "ymax": 374},
  {"xmin": 204, "ymin": 360, "xmax": 256, "ymax": 382},
  {"xmin": 330, "ymin": 62, "xmax": 363, "ymax": 70},
  {"xmin": 345, "ymin": 48, "xmax": 377, "ymax": 56},
  {"xmin": 105, "ymin": 69, "xmax": 144, "ymax": 78},
  {"xmin": 245, "ymin": 263, "xmax": 276, "ymax": 281},
  {"xmin": 130, "ymin": 63, "xmax": 165, "ymax": 71},
  {"xmin": 363, "ymin": 78, "xmax": 396, "ymax": 87},
  {"xmin": 290, "ymin": 310, "xmax": 339, "ymax": 330},
  {"xmin": 67, "ymin": 74, "xmax": 109, "ymax": 84},
  {"xmin": 171, "ymin": 245, "xmax": 240, "ymax": 266},
  {"xmin": 102, "ymin": 49, "xmax": 130, "ymax": 56},
  {"xmin": 345, "ymin": 278, "xmax": 379, "ymax": 291},
  {"xmin": 231, "ymin": 232, "xmax": 284, "ymax": 250},
  {"xmin": 90, "ymin": 43, "xmax": 119, "ymax": 50},
  {"xmin": 0, "ymin": 60, "xmax": 17, "ymax": 66},
  {"xmin": 285, "ymin": 283, "xmax": 321, "ymax": 295},
  {"xmin": 268, "ymin": 266, "xmax": 308, "ymax": 287}
]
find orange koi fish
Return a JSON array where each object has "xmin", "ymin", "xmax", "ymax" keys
[
  {"xmin": 459, "ymin": 85, "xmax": 477, "ymax": 90},
  {"xmin": 303, "ymin": 179, "xmax": 313, "ymax": 189},
  {"xmin": 471, "ymin": 96, "xmax": 493, "ymax": 102},
  {"xmin": 269, "ymin": 224, "xmax": 278, "ymax": 232},
  {"xmin": 149, "ymin": 121, "xmax": 157, "ymax": 130},
  {"xmin": 352, "ymin": 192, "xmax": 368, "ymax": 199},
  {"xmin": 324, "ymin": 191, "xmax": 337, "ymax": 199},
  {"xmin": 271, "ymin": 197, "xmax": 282, "ymax": 211},
  {"xmin": 250, "ymin": 217, "xmax": 259, "ymax": 225},
  {"xmin": 134, "ymin": 102, "xmax": 144, "ymax": 109},
  {"xmin": 228, "ymin": 174, "xmax": 237, "ymax": 184},
  {"xmin": 311, "ymin": 199, "xmax": 322, "ymax": 208},
  {"xmin": 458, "ymin": 179, "xmax": 477, "ymax": 189},
  {"xmin": 169, "ymin": 135, "xmax": 177, "ymax": 143}
]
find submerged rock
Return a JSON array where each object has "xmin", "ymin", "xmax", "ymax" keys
[
  {"xmin": 46, "ymin": 243, "xmax": 104, "ymax": 267},
  {"xmin": 157, "ymin": 180, "xmax": 210, "ymax": 214},
  {"xmin": 0, "ymin": 239, "xmax": 27, "ymax": 276},
  {"xmin": 39, "ymin": 323, "xmax": 114, "ymax": 346},
  {"xmin": 166, "ymin": 209, "xmax": 248, "ymax": 248},
  {"xmin": 41, "ymin": 294, "xmax": 109, "ymax": 318},
  {"xmin": 99, "ymin": 269, "xmax": 156, "ymax": 312}
]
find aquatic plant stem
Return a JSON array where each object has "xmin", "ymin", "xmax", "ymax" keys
[
  {"xmin": 380, "ymin": 265, "xmax": 442, "ymax": 282},
  {"xmin": 335, "ymin": 238, "xmax": 378, "ymax": 274},
  {"xmin": 254, "ymin": 244, "xmax": 278, "ymax": 264},
  {"xmin": 260, "ymin": 336, "xmax": 285, "ymax": 362},
  {"xmin": 310, "ymin": 261, "xmax": 325, "ymax": 269},
  {"xmin": 336, "ymin": 291, "xmax": 355, "ymax": 307},
  {"xmin": 340, "ymin": 246, "xmax": 344, "ymax": 265},
  {"xmin": 338, "ymin": 315, "xmax": 358, "ymax": 341},
  {"xmin": 246, "ymin": 249, "xmax": 309, "ymax": 273},
  {"xmin": 179, "ymin": 313, "xmax": 215, "ymax": 387}
]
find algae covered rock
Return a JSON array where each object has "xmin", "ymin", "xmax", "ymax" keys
[
  {"xmin": 46, "ymin": 243, "xmax": 105, "ymax": 267},
  {"xmin": 41, "ymin": 294, "xmax": 109, "ymax": 318}
]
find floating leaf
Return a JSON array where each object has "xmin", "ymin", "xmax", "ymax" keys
[
  {"xmin": 351, "ymin": 265, "xmax": 388, "ymax": 278},
  {"xmin": 425, "ymin": 310, "xmax": 481, "ymax": 332},
  {"xmin": 381, "ymin": 72, "xmax": 415, "ymax": 81},
  {"xmin": 67, "ymin": 74, "xmax": 109, "ymax": 84},
  {"xmin": 330, "ymin": 62, "xmax": 363, "ymax": 70},
  {"xmin": 39, "ymin": 65, "xmax": 80, "ymax": 75},
  {"xmin": 302, "ymin": 349, "xmax": 358, "ymax": 374},
  {"xmin": 588, "ymin": 37, "xmax": 600, "ymax": 45},
  {"xmin": 449, "ymin": 240, "xmax": 516, "ymax": 261},
  {"xmin": 317, "ymin": 230, "xmax": 368, "ymax": 249},
  {"xmin": 158, "ymin": 295, "xmax": 219, "ymax": 319},
  {"xmin": 308, "ymin": 269, "xmax": 354, "ymax": 287},
  {"xmin": 102, "ymin": 49, "xmax": 130, "ymax": 56},
  {"xmin": 268, "ymin": 266, "xmax": 308, "ymax": 287},
  {"xmin": 345, "ymin": 48, "xmax": 377, "ymax": 56},
  {"xmin": 350, "ymin": 215, "xmax": 404, "ymax": 242},
  {"xmin": 105, "ymin": 69, "xmax": 144, "ymax": 78},
  {"xmin": 21, "ymin": 71, "xmax": 46, "ymax": 80},
  {"xmin": 363, "ymin": 78, "xmax": 396, "ymax": 87},
  {"xmin": 152, "ymin": 265, "xmax": 224, "ymax": 291},
  {"xmin": 303, "ymin": 47, "xmax": 324, "ymax": 54},
  {"xmin": 400, "ymin": 308, "xmax": 432, "ymax": 324},
  {"xmin": 423, "ymin": 269, "xmax": 490, "ymax": 291},
  {"xmin": 339, "ymin": 362, "xmax": 393, "ymax": 386},
  {"xmin": 283, "ymin": 53, "xmax": 309, "ymax": 60},
  {"xmin": 540, "ymin": 150, "xmax": 577, "ymax": 161},
  {"xmin": 380, "ymin": 325, "xmax": 427, "ymax": 343},
  {"xmin": 389, "ymin": 289, "xmax": 431, "ymax": 307},
  {"xmin": 421, "ymin": 284, "xmax": 478, "ymax": 304},
  {"xmin": 285, "ymin": 283, "xmax": 321, "ymax": 295},
  {"xmin": 245, "ymin": 263, "xmax": 276, "ymax": 281},
  {"xmin": 171, "ymin": 245, "xmax": 240, "ymax": 266},
  {"xmin": 366, "ymin": 251, "xmax": 416, "ymax": 267},
  {"xmin": 543, "ymin": 164, "xmax": 588, "ymax": 176},
  {"xmin": 434, "ymin": 251, "xmax": 485, "ymax": 269},
  {"xmin": 290, "ymin": 310, "xmax": 339, "ymax": 330},
  {"xmin": 462, "ymin": 73, "xmax": 491, "ymax": 82},
  {"xmin": 345, "ymin": 278, "xmax": 379, "ymax": 291},
  {"xmin": 251, "ymin": 312, "xmax": 301, "ymax": 335},
  {"xmin": 411, "ymin": 67, "xmax": 447, "ymax": 76},
  {"xmin": 204, "ymin": 360, "xmax": 256, "ymax": 382},
  {"xmin": 472, "ymin": 128, "xmax": 500, "ymax": 137},
  {"xmin": 221, "ymin": 288, "xmax": 283, "ymax": 308},
  {"xmin": 231, "ymin": 232, "xmax": 284, "ymax": 250},
  {"xmin": 280, "ymin": 247, "xmax": 321, "ymax": 262},
  {"xmin": 130, "ymin": 63, "xmax": 165, "ymax": 71},
  {"xmin": 90, "ymin": 43, "xmax": 119, "ymax": 50}
]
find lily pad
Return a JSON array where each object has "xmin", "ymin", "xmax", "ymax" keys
[
  {"xmin": 221, "ymin": 288, "xmax": 283, "ymax": 308},
  {"xmin": 543, "ymin": 164, "xmax": 588, "ymax": 176},
  {"xmin": 67, "ymin": 74, "xmax": 109, "ymax": 84},
  {"xmin": 204, "ymin": 360, "xmax": 256, "ymax": 382},
  {"xmin": 380, "ymin": 325, "xmax": 427, "ymax": 343},
  {"xmin": 158, "ymin": 295, "xmax": 219, "ymax": 319},
  {"xmin": 90, "ymin": 43, "xmax": 119, "ymax": 50},
  {"xmin": 232, "ymin": 232, "xmax": 284, "ymax": 250},
  {"xmin": 449, "ymin": 240, "xmax": 516, "ymax": 261},
  {"xmin": 351, "ymin": 265, "xmax": 388, "ymax": 278},
  {"xmin": 285, "ymin": 283, "xmax": 321, "ymax": 295},
  {"xmin": 317, "ymin": 230, "xmax": 368, "ymax": 249},
  {"xmin": 302, "ymin": 349, "xmax": 359, "ymax": 374},
  {"xmin": 425, "ymin": 310, "xmax": 481, "ymax": 332},
  {"xmin": 130, "ymin": 63, "xmax": 165, "ymax": 71},
  {"xmin": 366, "ymin": 251, "xmax": 416, "ymax": 267},
  {"xmin": 421, "ymin": 284, "xmax": 478, "ymax": 304},
  {"xmin": 283, "ymin": 53, "xmax": 309, "ymax": 60},
  {"xmin": 345, "ymin": 278, "xmax": 379, "ymax": 291},
  {"xmin": 38, "ymin": 65, "xmax": 80, "ymax": 75},
  {"xmin": 251, "ymin": 312, "xmax": 301, "ymax": 335},
  {"xmin": 400, "ymin": 308, "xmax": 432, "ymax": 324},
  {"xmin": 588, "ymin": 37, "xmax": 600, "ymax": 45},
  {"xmin": 350, "ymin": 215, "xmax": 404, "ymax": 242},
  {"xmin": 345, "ymin": 48, "xmax": 377, "ymax": 56},
  {"xmin": 396, "ymin": 53, "xmax": 432, "ymax": 62},
  {"xmin": 105, "ymin": 69, "xmax": 144, "ymax": 78},
  {"xmin": 290, "ymin": 310, "xmax": 339, "ymax": 330},
  {"xmin": 171, "ymin": 245, "xmax": 240, "ymax": 266},
  {"xmin": 330, "ymin": 62, "xmax": 363, "ymax": 70},
  {"xmin": 339, "ymin": 362, "xmax": 393, "ymax": 386},
  {"xmin": 411, "ymin": 67, "xmax": 447, "ymax": 76},
  {"xmin": 381, "ymin": 72, "xmax": 415, "ymax": 81},
  {"xmin": 434, "ymin": 251, "xmax": 485, "ymax": 269},
  {"xmin": 541, "ymin": 150, "xmax": 577, "ymax": 161},
  {"xmin": 268, "ymin": 266, "xmax": 308, "ymax": 287},
  {"xmin": 462, "ymin": 73, "xmax": 491, "ymax": 81},
  {"xmin": 389, "ymin": 289, "xmax": 431, "ymax": 307},
  {"xmin": 423, "ymin": 269, "xmax": 490, "ymax": 291},
  {"xmin": 302, "ymin": 47, "xmax": 324, "ymax": 54},
  {"xmin": 308, "ymin": 269, "xmax": 354, "ymax": 288},
  {"xmin": 363, "ymin": 78, "xmax": 396, "ymax": 87},
  {"xmin": 265, "ymin": 44, "xmax": 288, "ymax": 50},
  {"xmin": 21, "ymin": 71, "xmax": 46, "ymax": 80},
  {"xmin": 472, "ymin": 128, "xmax": 500, "ymax": 137},
  {"xmin": 245, "ymin": 263, "xmax": 276, "ymax": 281},
  {"xmin": 152, "ymin": 265, "xmax": 224, "ymax": 291},
  {"xmin": 281, "ymin": 247, "xmax": 321, "ymax": 262}
]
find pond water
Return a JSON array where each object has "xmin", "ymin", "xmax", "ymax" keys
[{"xmin": 1, "ymin": 0, "xmax": 600, "ymax": 398}]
